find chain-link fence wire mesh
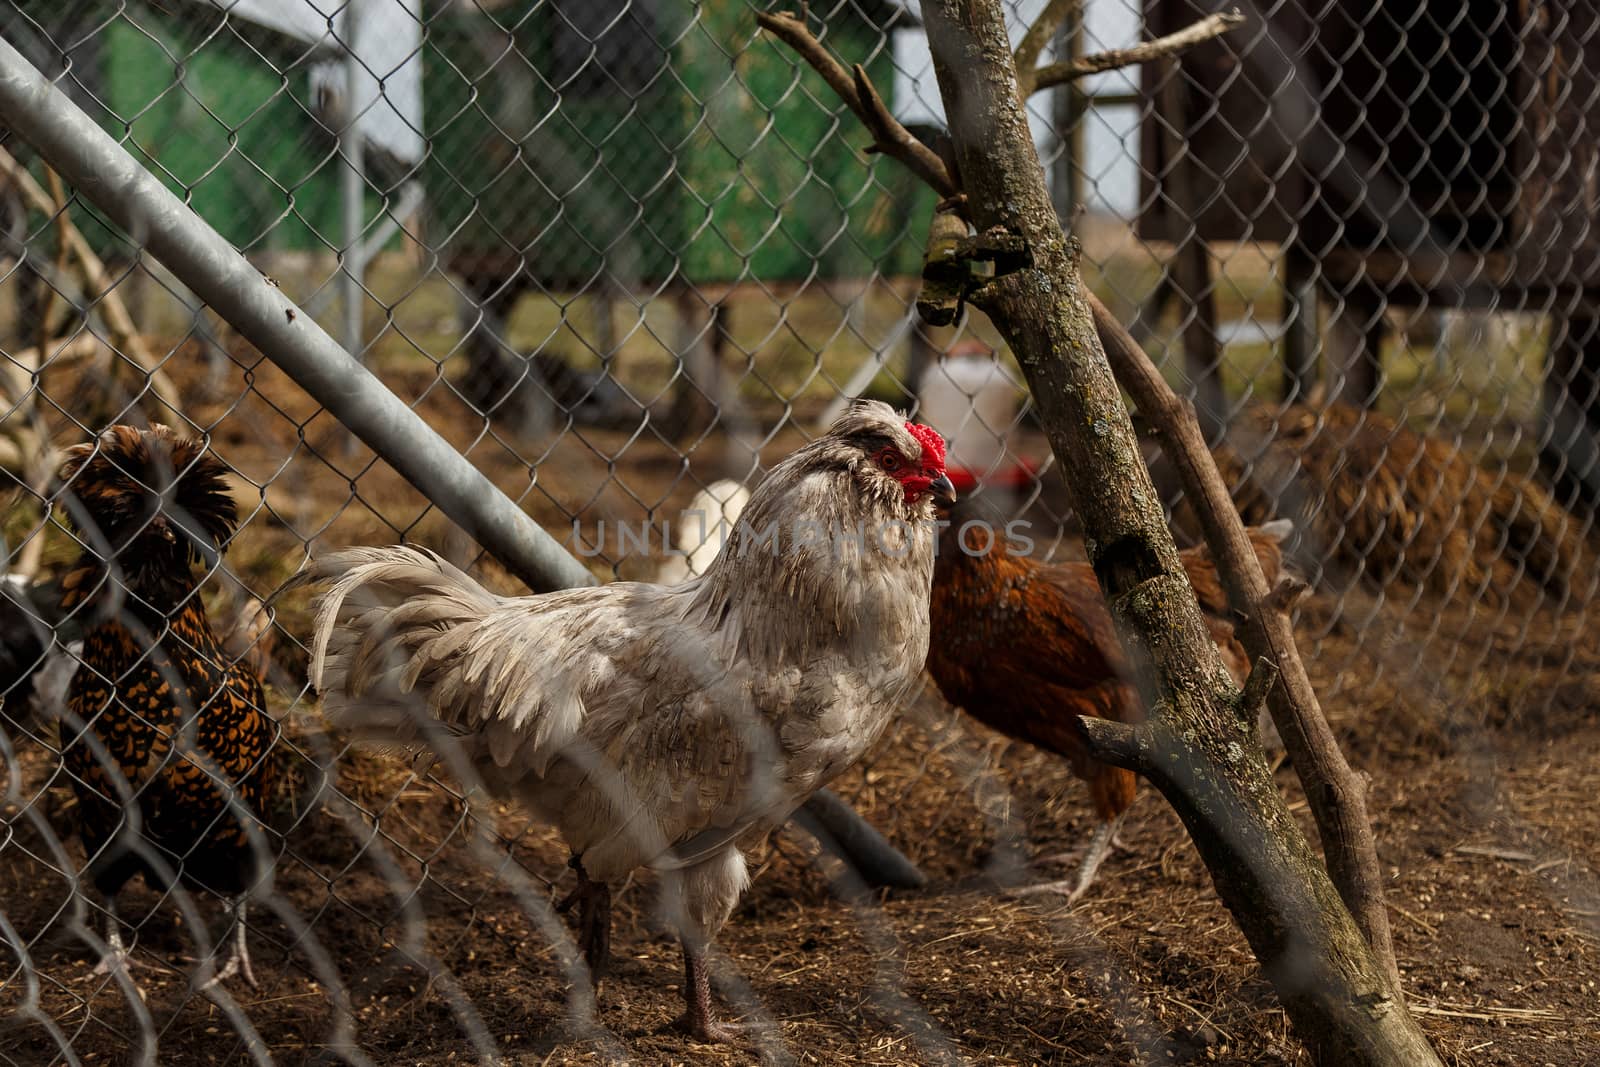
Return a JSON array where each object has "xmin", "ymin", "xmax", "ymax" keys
[{"xmin": 1, "ymin": 0, "xmax": 1599, "ymax": 1062}]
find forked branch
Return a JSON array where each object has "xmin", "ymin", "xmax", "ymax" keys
[
  {"xmin": 1085, "ymin": 288, "xmax": 1402, "ymax": 996},
  {"xmin": 0, "ymin": 145, "xmax": 182, "ymax": 422},
  {"xmin": 756, "ymin": 11, "xmax": 958, "ymax": 200},
  {"xmin": 1013, "ymin": 0, "xmax": 1077, "ymax": 97},
  {"xmin": 762, "ymin": 5, "xmax": 1244, "ymax": 214}
]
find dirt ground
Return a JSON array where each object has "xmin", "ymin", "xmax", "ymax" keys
[{"xmin": 2, "ymin": 344, "xmax": 1598, "ymax": 1065}]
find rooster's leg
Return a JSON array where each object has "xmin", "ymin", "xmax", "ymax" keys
[
  {"xmin": 667, "ymin": 847, "xmax": 746, "ymax": 1043},
  {"xmin": 556, "ymin": 857, "xmax": 611, "ymax": 989},
  {"xmin": 1004, "ymin": 813, "xmax": 1127, "ymax": 904},
  {"xmin": 1069, "ymin": 815, "xmax": 1123, "ymax": 898},
  {"xmin": 201, "ymin": 898, "xmax": 259, "ymax": 991},
  {"xmin": 90, "ymin": 898, "xmax": 142, "ymax": 979},
  {"xmin": 674, "ymin": 940, "xmax": 741, "ymax": 1044}
]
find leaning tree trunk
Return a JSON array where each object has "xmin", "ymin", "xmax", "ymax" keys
[{"xmin": 912, "ymin": 2, "xmax": 1440, "ymax": 1062}]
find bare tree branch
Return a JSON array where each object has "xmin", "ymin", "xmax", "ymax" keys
[
  {"xmin": 1032, "ymin": 9, "xmax": 1244, "ymax": 92},
  {"xmin": 1236, "ymin": 655, "xmax": 1279, "ymax": 726},
  {"xmin": 756, "ymin": 11, "xmax": 959, "ymax": 201},
  {"xmin": 852, "ymin": 62, "xmax": 901, "ymax": 154},
  {"xmin": 1084, "ymin": 287, "xmax": 1404, "ymax": 997},
  {"xmin": 760, "ymin": 5, "xmax": 1243, "ymax": 216},
  {"xmin": 8, "ymin": 166, "xmax": 78, "ymax": 580},
  {"xmin": 0, "ymin": 145, "xmax": 183, "ymax": 423},
  {"xmin": 39, "ymin": 165, "xmax": 70, "ymax": 357},
  {"xmin": 1073, "ymin": 714, "xmax": 1153, "ymax": 772},
  {"xmin": 1013, "ymin": 0, "xmax": 1077, "ymax": 98}
]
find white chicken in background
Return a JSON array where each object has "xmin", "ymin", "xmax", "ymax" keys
[
  {"xmin": 654, "ymin": 478, "xmax": 751, "ymax": 585},
  {"xmin": 917, "ymin": 339, "xmax": 1037, "ymax": 517},
  {"xmin": 302, "ymin": 401, "xmax": 956, "ymax": 1041}
]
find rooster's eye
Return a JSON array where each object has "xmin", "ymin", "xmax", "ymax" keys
[{"xmin": 878, "ymin": 450, "xmax": 902, "ymax": 472}]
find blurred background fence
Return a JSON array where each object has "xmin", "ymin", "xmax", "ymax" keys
[{"xmin": 2, "ymin": 0, "xmax": 1599, "ymax": 1062}]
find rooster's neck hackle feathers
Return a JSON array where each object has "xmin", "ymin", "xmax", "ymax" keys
[{"xmin": 687, "ymin": 400, "xmax": 941, "ymax": 659}]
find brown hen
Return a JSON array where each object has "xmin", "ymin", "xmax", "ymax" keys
[
  {"xmin": 56, "ymin": 425, "xmax": 275, "ymax": 987},
  {"xmin": 927, "ymin": 512, "xmax": 1291, "ymax": 902}
]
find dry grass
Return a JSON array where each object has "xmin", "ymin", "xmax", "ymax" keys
[
  {"xmin": 1182, "ymin": 401, "xmax": 1596, "ymax": 614},
  {"xmin": 5, "ymin": 651, "xmax": 1596, "ymax": 1065}
]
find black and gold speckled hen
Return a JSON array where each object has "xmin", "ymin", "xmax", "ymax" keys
[{"xmin": 55, "ymin": 425, "xmax": 274, "ymax": 987}]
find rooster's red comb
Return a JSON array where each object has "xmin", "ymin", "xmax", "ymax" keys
[{"xmin": 904, "ymin": 422, "xmax": 947, "ymax": 469}]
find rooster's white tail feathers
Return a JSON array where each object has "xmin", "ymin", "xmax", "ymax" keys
[{"xmin": 304, "ymin": 546, "xmax": 601, "ymax": 774}]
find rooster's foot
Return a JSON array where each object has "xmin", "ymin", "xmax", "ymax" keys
[
  {"xmin": 91, "ymin": 943, "xmax": 143, "ymax": 980},
  {"xmin": 90, "ymin": 915, "xmax": 145, "ymax": 980},
  {"xmin": 1003, "ymin": 814, "xmax": 1127, "ymax": 905},
  {"xmin": 670, "ymin": 1010, "xmax": 745, "ymax": 1044},
  {"xmin": 200, "ymin": 900, "xmax": 259, "ymax": 991}
]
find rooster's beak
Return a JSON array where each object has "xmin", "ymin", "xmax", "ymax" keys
[{"xmin": 928, "ymin": 473, "xmax": 957, "ymax": 506}]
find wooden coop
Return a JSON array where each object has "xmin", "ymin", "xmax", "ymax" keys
[
  {"xmin": 1137, "ymin": 0, "xmax": 1600, "ymax": 507},
  {"xmin": 3, "ymin": 0, "xmax": 936, "ymax": 435},
  {"xmin": 424, "ymin": 0, "xmax": 934, "ymax": 429},
  {"xmin": 1, "ymin": 0, "xmax": 423, "ymax": 253}
]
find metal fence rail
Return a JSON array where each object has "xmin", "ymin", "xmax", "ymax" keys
[{"xmin": 1, "ymin": 0, "xmax": 1597, "ymax": 1063}]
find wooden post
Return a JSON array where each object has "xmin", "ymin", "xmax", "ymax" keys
[
  {"xmin": 1048, "ymin": 1, "xmax": 1086, "ymax": 224},
  {"xmin": 1541, "ymin": 307, "xmax": 1600, "ymax": 515},
  {"xmin": 1281, "ymin": 247, "xmax": 1319, "ymax": 401},
  {"xmin": 1157, "ymin": 59, "xmax": 1227, "ymax": 441},
  {"xmin": 903, "ymin": 318, "xmax": 939, "ymax": 402},
  {"xmin": 457, "ymin": 271, "xmax": 554, "ymax": 438},
  {"xmin": 1326, "ymin": 292, "xmax": 1385, "ymax": 410}
]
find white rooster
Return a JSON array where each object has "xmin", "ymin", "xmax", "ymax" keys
[{"xmin": 303, "ymin": 401, "xmax": 955, "ymax": 1040}]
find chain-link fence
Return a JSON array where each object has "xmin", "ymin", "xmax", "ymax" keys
[{"xmin": 1, "ymin": 0, "xmax": 1598, "ymax": 1063}]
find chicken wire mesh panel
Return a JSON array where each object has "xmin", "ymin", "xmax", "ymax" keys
[
  {"xmin": 1125, "ymin": 0, "xmax": 1600, "ymax": 743},
  {"xmin": 0, "ymin": 0, "xmax": 1598, "ymax": 1062}
]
